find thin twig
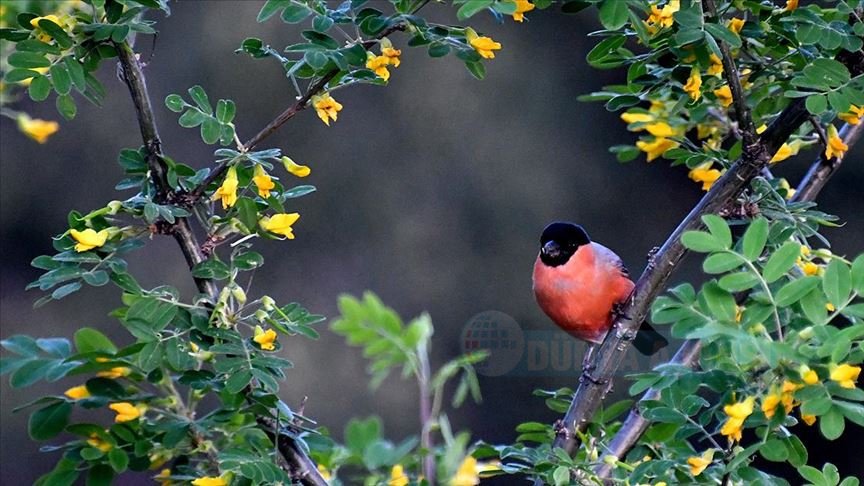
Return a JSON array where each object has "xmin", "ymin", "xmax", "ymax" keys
[
  {"xmin": 593, "ymin": 121, "xmax": 862, "ymax": 479},
  {"xmin": 115, "ymin": 42, "xmax": 327, "ymax": 486},
  {"xmin": 188, "ymin": 23, "xmax": 408, "ymax": 199},
  {"xmin": 703, "ymin": 0, "xmax": 758, "ymax": 148}
]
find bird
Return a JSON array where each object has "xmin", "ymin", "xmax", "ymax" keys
[{"xmin": 532, "ymin": 222, "xmax": 667, "ymax": 367}]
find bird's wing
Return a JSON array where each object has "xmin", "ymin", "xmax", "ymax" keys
[{"xmin": 591, "ymin": 242, "xmax": 630, "ymax": 279}]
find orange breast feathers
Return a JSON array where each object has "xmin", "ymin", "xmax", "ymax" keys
[{"xmin": 532, "ymin": 243, "xmax": 634, "ymax": 344}]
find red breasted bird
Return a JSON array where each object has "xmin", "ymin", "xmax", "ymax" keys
[{"xmin": 532, "ymin": 222, "xmax": 667, "ymax": 360}]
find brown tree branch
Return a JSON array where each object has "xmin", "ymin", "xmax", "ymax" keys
[
  {"xmin": 115, "ymin": 42, "xmax": 327, "ymax": 486},
  {"xmin": 593, "ymin": 121, "xmax": 862, "ymax": 479},
  {"xmin": 536, "ymin": 38, "xmax": 864, "ymax": 483},
  {"xmin": 703, "ymin": 0, "xmax": 758, "ymax": 148}
]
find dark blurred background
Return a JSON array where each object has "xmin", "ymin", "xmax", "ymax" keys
[{"xmin": 1, "ymin": 1, "xmax": 862, "ymax": 483}]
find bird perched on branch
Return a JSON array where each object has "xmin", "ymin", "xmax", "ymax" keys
[{"xmin": 532, "ymin": 222, "xmax": 667, "ymax": 367}]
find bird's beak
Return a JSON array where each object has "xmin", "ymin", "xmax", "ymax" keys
[{"xmin": 542, "ymin": 241, "xmax": 561, "ymax": 259}]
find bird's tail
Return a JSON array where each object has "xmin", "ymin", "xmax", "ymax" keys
[{"xmin": 633, "ymin": 321, "xmax": 668, "ymax": 355}]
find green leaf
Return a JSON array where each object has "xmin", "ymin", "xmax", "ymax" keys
[
  {"xmin": 762, "ymin": 241, "xmax": 801, "ymax": 283},
  {"xmin": 703, "ymin": 252, "xmax": 744, "ymax": 274},
  {"xmin": 233, "ymin": 251, "xmax": 264, "ymax": 270},
  {"xmin": 681, "ymin": 230, "xmax": 723, "ymax": 253},
  {"xmin": 225, "ymin": 369, "xmax": 252, "ymax": 394},
  {"xmin": 457, "ymin": 0, "xmax": 493, "ymax": 20},
  {"xmin": 165, "ymin": 94, "xmax": 185, "ymax": 112},
  {"xmin": 4, "ymin": 68, "xmax": 40, "ymax": 83},
  {"xmin": 108, "ymin": 448, "xmax": 129, "ymax": 473},
  {"xmin": 465, "ymin": 61, "xmax": 486, "ymax": 80},
  {"xmin": 798, "ymin": 465, "xmax": 827, "ymax": 486},
  {"xmin": 64, "ymin": 57, "xmax": 86, "ymax": 91},
  {"xmin": 281, "ymin": 3, "xmax": 311, "ymax": 23},
  {"xmin": 705, "ymin": 23, "xmax": 742, "ymax": 48},
  {"xmin": 200, "ymin": 116, "xmax": 221, "ymax": 144},
  {"xmin": 178, "ymin": 108, "xmax": 207, "ymax": 128},
  {"xmin": 801, "ymin": 287, "xmax": 827, "ymax": 324},
  {"xmin": 552, "ymin": 466, "xmax": 570, "ymax": 486},
  {"xmin": 760, "ymin": 439, "xmax": 788, "ymax": 462},
  {"xmin": 823, "ymin": 259, "xmax": 851, "ymax": 308},
  {"xmin": 851, "ymin": 254, "xmax": 864, "ymax": 294},
  {"xmin": 741, "ymin": 217, "xmax": 768, "ymax": 261},
  {"xmin": 137, "ymin": 341, "xmax": 163, "ymax": 372},
  {"xmin": 126, "ymin": 298, "xmax": 177, "ymax": 331},
  {"xmin": 234, "ymin": 197, "xmax": 259, "ymax": 231},
  {"xmin": 56, "ymin": 94, "xmax": 77, "ymax": 120},
  {"xmin": 718, "ymin": 272, "xmax": 760, "ymax": 292},
  {"xmin": 191, "ymin": 258, "xmax": 231, "ymax": 280},
  {"xmin": 187, "ymin": 85, "xmax": 212, "ymax": 114},
  {"xmin": 703, "ymin": 281, "xmax": 736, "ymax": 322},
  {"xmin": 215, "ymin": 99, "xmax": 236, "ymax": 124},
  {"xmin": 74, "ymin": 328, "xmax": 117, "ymax": 354},
  {"xmin": 702, "ymin": 214, "xmax": 731, "ymax": 248},
  {"xmin": 598, "ymin": 0, "xmax": 629, "ymax": 31},
  {"xmin": 806, "ymin": 94, "xmax": 828, "ymax": 115},
  {"xmin": 257, "ymin": 0, "xmax": 290, "ymax": 22},
  {"xmin": 49, "ymin": 64, "xmax": 71, "ymax": 95},
  {"xmin": 29, "ymin": 401, "xmax": 71, "ymax": 440},
  {"xmin": 776, "ymin": 276, "xmax": 820, "ymax": 307},
  {"xmin": 819, "ymin": 407, "xmax": 844, "ymax": 440},
  {"xmin": 38, "ymin": 18, "xmax": 72, "ymax": 48},
  {"xmin": 9, "ymin": 51, "xmax": 50, "ymax": 68},
  {"xmin": 29, "ymin": 75, "xmax": 51, "ymax": 101},
  {"xmin": 11, "ymin": 359, "xmax": 54, "ymax": 388}
]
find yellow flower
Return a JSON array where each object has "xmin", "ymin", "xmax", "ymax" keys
[
  {"xmin": 838, "ymin": 105, "xmax": 864, "ymax": 125},
  {"xmin": 381, "ymin": 46, "xmax": 401, "ymax": 67},
  {"xmin": 645, "ymin": 121, "xmax": 679, "ymax": 137},
  {"xmin": 17, "ymin": 114, "xmax": 59, "ymax": 144},
  {"xmin": 155, "ymin": 468, "xmax": 173, "ymax": 485},
  {"xmin": 697, "ymin": 123, "xmax": 718, "ymax": 140},
  {"xmin": 192, "ymin": 477, "xmax": 227, "ymax": 486},
  {"xmin": 317, "ymin": 464, "xmax": 332, "ymax": 481},
  {"xmin": 644, "ymin": 0, "xmax": 680, "ymax": 34},
  {"xmin": 830, "ymin": 364, "xmax": 861, "ymax": 389},
  {"xmin": 801, "ymin": 366, "xmax": 820, "ymax": 385},
  {"xmin": 87, "ymin": 433, "xmax": 113, "ymax": 453},
  {"xmin": 713, "ymin": 85, "xmax": 733, "ymax": 108},
  {"xmin": 389, "ymin": 464, "xmax": 409, "ymax": 486},
  {"xmin": 761, "ymin": 391, "xmax": 782, "ymax": 419},
  {"xmin": 728, "ymin": 18, "xmax": 745, "ymax": 35},
  {"xmin": 720, "ymin": 396, "xmax": 755, "ymax": 442},
  {"xmin": 252, "ymin": 165, "xmax": 275, "ymax": 199},
  {"xmin": 801, "ymin": 413, "xmax": 816, "ymax": 426},
  {"xmin": 770, "ymin": 140, "xmax": 802, "ymax": 164},
  {"xmin": 466, "ymin": 29, "xmax": 502, "ymax": 59},
  {"xmin": 281, "ymin": 156, "xmax": 311, "ymax": 177},
  {"xmin": 825, "ymin": 124, "xmax": 848, "ymax": 160},
  {"xmin": 512, "ymin": 0, "xmax": 535, "ymax": 22},
  {"xmin": 785, "ymin": 0, "xmax": 799, "ymax": 11},
  {"xmin": 70, "ymin": 228, "xmax": 109, "ymax": 252},
  {"xmin": 312, "ymin": 92, "xmax": 343, "ymax": 126},
  {"xmin": 260, "ymin": 212, "xmax": 300, "ymax": 239},
  {"xmin": 797, "ymin": 260, "xmax": 820, "ymax": 276},
  {"xmin": 826, "ymin": 302, "xmax": 836, "ymax": 312},
  {"xmin": 683, "ymin": 68, "xmax": 702, "ymax": 101},
  {"xmin": 17, "ymin": 66, "xmax": 49, "ymax": 86},
  {"xmin": 211, "ymin": 166, "xmax": 238, "ymax": 209},
  {"xmin": 621, "ymin": 112, "xmax": 654, "ymax": 125},
  {"xmin": 366, "ymin": 52, "xmax": 391, "ymax": 81},
  {"xmin": 451, "ymin": 456, "xmax": 479, "ymax": 486},
  {"xmin": 707, "ymin": 54, "xmax": 723, "ymax": 77},
  {"xmin": 636, "ymin": 137, "xmax": 679, "ymax": 162},
  {"xmin": 64, "ymin": 385, "xmax": 90, "ymax": 400},
  {"xmin": 253, "ymin": 325, "xmax": 278, "ymax": 351},
  {"xmin": 687, "ymin": 449, "xmax": 714, "ymax": 476},
  {"xmin": 688, "ymin": 162, "xmax": 722, "ymax": 191},
  {"xmin": 30, "ymin": 14, "xmax": 64, "ymax": 42},
  {"xmin": 110, "ymin": 402, "xmax": 144, "ymax": 423}
]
